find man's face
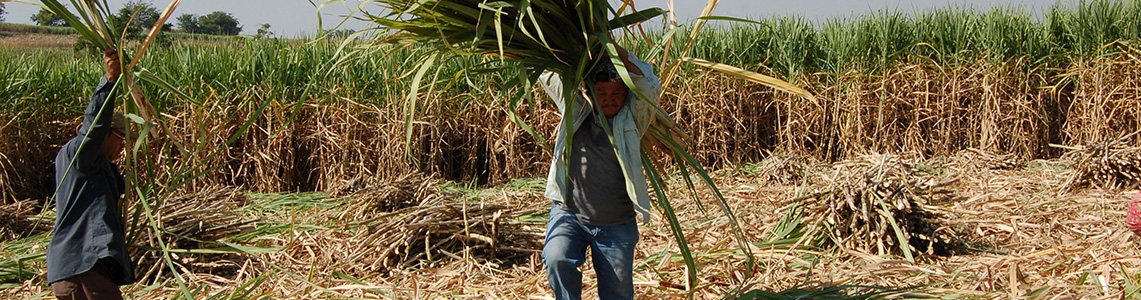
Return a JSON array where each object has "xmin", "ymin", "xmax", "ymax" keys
[
  {"xmin": 594, "ymin": 81, "xmax": 628, "ymax": 118},
  {"xmin": 104, "ymin": 130, "xmax": 125, "ymax": 162}
]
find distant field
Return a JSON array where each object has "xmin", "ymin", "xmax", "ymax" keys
[
  {"xmin": 0, "ymin": 23, "xmax": 77, "ymax": 35},
  {"xmin": 0, "ymin": 31, "xmax": 77, "ymax": 49},
  {"xmin": 0, "ymin": 22, "xmax": 243, "ymax": 51},
  {"xmin": 0, "ymin": 23, "xmax": 79, "ymax": 49}
]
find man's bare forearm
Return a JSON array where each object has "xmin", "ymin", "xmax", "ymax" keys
[{"xmin": 614, "ymin": 45, "xmax": 643, "ymax": 76}]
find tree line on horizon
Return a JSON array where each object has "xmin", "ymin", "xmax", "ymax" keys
[{"xmin": 26, "ymin": 0, "xmax": 243, "ymax": 37}]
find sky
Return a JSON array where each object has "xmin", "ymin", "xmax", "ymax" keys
[{"xmin": 2, "ymin": 0, "xmax": 1081, "ymax": 38}]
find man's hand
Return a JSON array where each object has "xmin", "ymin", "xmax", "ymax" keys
[{"xmin": 104, "ymin": 48, "xmax": 121, "ymax": 81}]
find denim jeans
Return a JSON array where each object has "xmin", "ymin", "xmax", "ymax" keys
[{"xmin": 543, "ymin": 203, "xmax": 639, "ymax": 300}]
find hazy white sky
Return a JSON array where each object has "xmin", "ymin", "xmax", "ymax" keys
[{"xmin": 3, "ymin": 0, "xmax": 1079, "ymax": 37}]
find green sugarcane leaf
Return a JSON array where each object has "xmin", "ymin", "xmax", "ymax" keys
[
  {"xmin": 474, "ymin": 2, "xmax": 508, "ymax": 57},
  {"xmin": 516, "ymin": 0, "xmax": 553, "ymax": 53},
  {"xmin": 40, "ymin": 0, "xmax": 111, "ymax": 49},
  {"xmin": 133, "ymin": 68, "xmax": 194, "ymax": 104},
  {"xmin": 220, "ymin": 271, "xmax": 270, "ymax": 300},
  {"xmin": 767, "ymin": 204, "xmax": 804, "ymax": 244},
  {"xmin": 480, "ymin": 1, "xmax": 513, "ymax": 9},
  {"xmin": 651, "ymin": 127, "xmax": 756, "ymax": 277},
  {"xmin": 474, "ymin": 9, "xmax": 494, "ymax": 47},
  {"xmin": 734, "ymin": 289, "xmax": 793, "ymax": 300},
  {"xmin": 874, "ymin": 193, "xmax": 915, "ymax": 262},
  {"xmin": 403, "ymin": 52, "xmax": 440, "ymax": 158},
  {"xmin": 696, "ymin": 15, "xmax": 770, "ymax": 27},
  {"xmin": 80, "ymin": 0, "xmax": 115, "ymax": 45},
  {"xmin": 607, "ymin": 7, "xmax": 663, "ymax": 28},
  {"xmin": 640, "ymin": 26, "xmax": 679, "ymax": 63},
  {"xmin": 129, "ymin": 115, "xmax": 153, "ymax": 155},
  {"xmin": 642, "ymin": 151, "xmax": 698, "ymax": 290},
  {"xmin": 673, "ymin": 155, "xmax": 708, "ymax": 213},
  {"xmin": 503, "ymin": 67, "xmax": 551, "ymax": 153},
  {"xmin": 4, "ymin": 0, "xmax": 43, "ymax": 8}
]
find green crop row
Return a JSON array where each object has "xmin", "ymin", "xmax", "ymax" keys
[
  {"xmin": 638, "ymin": 0, "xmax": 1141, "ymax": 81},
  {"xmin": 4, "ymin": 1, "xmax": 1141, "ymax": 116}
]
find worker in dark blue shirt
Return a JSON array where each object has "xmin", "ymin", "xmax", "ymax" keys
[{"xmin": 47, "ymin": 49, "xmax": 138, "ymax": 300}]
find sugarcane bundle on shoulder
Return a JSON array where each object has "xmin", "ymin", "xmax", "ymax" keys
[
  {"xmin": 368, "ymin": 0, "xmax": 660, "ymax": 70},
  {"xmin": 362, "ymin": 0, "xmax": 687, "ymax": 159},
  {"xmin": 362, "ymin": 0, "xmax": 686, "ymax": 154},
  {"xmin": 361, "ymin": 0, "xmax": 691, "ymax": 179},
  {"xmin": 358, "ymin": 0, "xmax": 741, "ymax": 294}
]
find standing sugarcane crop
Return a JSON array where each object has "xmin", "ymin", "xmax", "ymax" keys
[
  {"xmin": 540, "ymin": 44, "xmax": 659, "ymax": 300},
  {"xmin": 47, "ymin": 49, "xmax": 138, "ymax": 300}
]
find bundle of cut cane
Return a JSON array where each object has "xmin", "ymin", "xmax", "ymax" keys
[
  {"xmin": 361, "ymin": 192, "xmax": 545, "ymax": 271},
  {"xmin": 954, "ymin": 147, "xmax": 1020, "ymax": 171},
  {"xmin": 337, "ymin": 171, "xmax": 439, "ymax": 214},
  {"xmin": 750, "ymin": 153, "xmax": 817, "ymax": 185},
  {"xmin": 351, "ymin": 0, "xmax": 817, "ymax": 286},
  {"xmin": 156, "ymin": 187, "xmax": 255, "ymax": 247},
  {"xmin": 798, "ymin": 154, "xmax": 962, "ymax": 261},
  {"xmin": 0, "ymin": 199, "xmax": 40, "ymax": 241},
  {"xmin": 1056, "ymin": 132, "xmax": 1141, "ymax": 192},
  {"xmin": 320, "ymin": 174, "xmax": 545, "ymax": 272}
]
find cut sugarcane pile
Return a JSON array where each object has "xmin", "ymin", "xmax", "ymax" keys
[
  {"xmin": 955, "ymin": 147, "xmax": 1020, "ymax": 171},
  {"xmin": 130, "ymin": 187, "xmax": 258, "ymax": 281},
  {"xmin": 801, "ymin": 154, "xmax": 964, "ymax": 257},
  {"xmin": 334, "ymin": 172, "xmax": 438, "ymax": 214},
  {"xmin": 1059, "ymin": 138, "xmax": 1141, "ymax": 191},
  {"xmin": 748, "ymin": 153, "xmax": 816, "ymax": 185},
  {"xmin": 313, "ymin": 173, "xmax": 546, "ymax": 273},
  {"xmin": 0, "ymin": 200, "xmax": 41, "ymax": 241},
  {"xmin": 156, "ymin": 187, "xmax": 256, "ymax": 247}
]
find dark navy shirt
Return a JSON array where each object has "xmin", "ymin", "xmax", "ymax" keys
[{"xmin": 47, "ymin": 78, "xmax": 135, "ymax": 285}]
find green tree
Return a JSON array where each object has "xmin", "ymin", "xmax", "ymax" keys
[
  {"xmin": 0, "ymin": 3, "xmax": 7, "ymax": 22},
  {"xmin": 108, "ymin": 0, "xmax": 163, "ymax": 39},
  {"xmin": 31, "ymin": 8, "xmax": 66, "ymax": 27},
  {"xmin": 197, "ymin": 11, "xmax": 241, "ymax": 35},
  {"xmin": 176, "ymin": 14, "xmax": 199, "ymax": 34}
]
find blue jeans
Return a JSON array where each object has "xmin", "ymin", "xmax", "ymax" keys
[{"xmin": 543, "ymin": 203, "xmax": 639, "ymax": 300}]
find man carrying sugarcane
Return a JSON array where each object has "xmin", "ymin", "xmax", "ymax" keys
[
  {"xmin": 47, "ymin": 48, "xmax": 137, "ymax": 300},
  {"xmin": 540, "ymin": 44, "xmax": 661, "ymax": 300}
]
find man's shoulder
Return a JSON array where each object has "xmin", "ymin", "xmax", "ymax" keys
[{"xmin": 55, "ymin": 137, "xmax": 81, "ymax": 162}]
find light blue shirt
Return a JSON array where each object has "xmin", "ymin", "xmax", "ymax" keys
[{"xmin": 540, "ymin": 54, "xmax": 661, "ymax": 225}]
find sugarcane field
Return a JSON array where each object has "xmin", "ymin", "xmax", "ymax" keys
[{"xmin": 2, "ymin": 0, "xmax": 1141, "ymax": 299}]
